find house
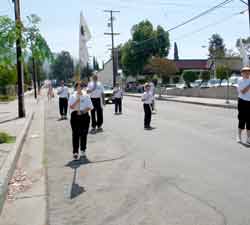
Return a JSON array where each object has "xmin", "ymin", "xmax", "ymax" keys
[{"xmin": 97, "ymin": 59, "xmax": 122, "ymax": 87}]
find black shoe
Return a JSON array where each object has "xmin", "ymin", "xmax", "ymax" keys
[
  {"xmin": 97, "ymin": 127, "xmax": 103, "ymax": 132},
  {"xmin": 73, "ymin": 154, "xmax": 79, "ymax": 160},
  {"xmin": 90, "ymin": 128, "xmax": 96, "ymax": 134}
]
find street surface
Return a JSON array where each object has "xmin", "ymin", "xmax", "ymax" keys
[{"xmin": 45, "ymin": 96, "xmax": 250, "ymax": 225}]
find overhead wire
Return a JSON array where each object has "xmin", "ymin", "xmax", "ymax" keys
[
  {"xmin": 126, "ymin": 0, "xmax": 234, "ymax": 48},
  {"xmin": 174, "ymin": 9, "xmax": 248, "ymax": 41}
]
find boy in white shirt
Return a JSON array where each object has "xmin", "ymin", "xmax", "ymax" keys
[
  {"xmin": 87, "ymin": 75, "xmax": 105, "ymax": 133},
  {"xmin": 142, "ymin": 83, "xmax": 154, "ymax": 130},
  {"xmin": 113, "ymin": 84, "xmax": 123, "ymax": 114}
]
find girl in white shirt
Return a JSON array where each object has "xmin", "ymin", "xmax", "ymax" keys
[
  {"xmin": 237, "ymin": 67, "xmax": 250, "ymax": 144},
  {"xmin": 69, "ymin": 82, "xmax": 93, "ymax": 160},
  {"xmin": 142, "ymin": 83, "xmax": 153, "ymax": 130}
]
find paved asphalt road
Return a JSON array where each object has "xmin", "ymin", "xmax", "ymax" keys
[{"xmin": 45, "ymin": 96, "xmax": 250, "ymax": 225}]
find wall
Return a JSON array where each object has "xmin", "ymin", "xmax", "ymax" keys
[{"xmin": 166, "ymin": 86, "xmax": 238, "ymax": 100}]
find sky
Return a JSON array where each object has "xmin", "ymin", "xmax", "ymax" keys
[{"xmin": 1, "ymin": 0, "xmax": 249, "ymax": 64}]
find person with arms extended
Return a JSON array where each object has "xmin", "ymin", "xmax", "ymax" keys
[
  {"xmin": 87, "ymin": 74, "xmax": 105, "ymax": 134},
  {"xmin": 142, "ymin": 83, "xmax": 154, "ymax": 130},
  {"xmin": 237, "ymin": 67, "xmax": 250, "ymax": 145},
  {"xmin": 113, "ymin": 83, "xmax": 123, "ymax": 115},
  {"xmin": 69, "ymin": 82, "xmax": 93, "ymax": 160},
  {"xmin": 57, "ymin": 80, "xmax": 69, "ymax": 120}
]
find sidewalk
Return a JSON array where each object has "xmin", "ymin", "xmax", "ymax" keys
[
  {"xmin": 0, "ymin": 93, "xmax": 37, "ymax": 213},
  {"xmin": 125, "ymin": 93, "xmax": 237, "ymax": 109},
  {"xmin": 0, "ymin": 97, "xmax": 46, "ymax": 225}
]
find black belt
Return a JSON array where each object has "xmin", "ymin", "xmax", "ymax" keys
[{"xmin": 72, "ymin": 111, "xmax": 87, "ymax": 116}]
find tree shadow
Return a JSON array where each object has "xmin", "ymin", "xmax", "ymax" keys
[{"xmin": 0, "ymin": 117, "xmax": 19, "ymax": 124}]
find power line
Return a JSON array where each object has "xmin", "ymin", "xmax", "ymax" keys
[
  {"xmin": 174, "ymin": 9, "xmax": 247, "ymax": 41},
  {"xmin": 168, "ymin": 0, "xmax": 234, "ymax": 32},
  {"xmin": 7, "ymin": 0, "xmax": 13, "ymax": 12},
  {"xmin": 239, "ymin": 0, "xmax": 248, "ymax": 5},
  {"xmin": 130, "ymin": 0, "xmax": 234, "ymax": 47}
]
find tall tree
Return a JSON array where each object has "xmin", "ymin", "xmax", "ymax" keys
[
  {"xmin": 25, "ymin": 14, "xmax": 53, "ymax": 96},
  {"xmin": 174, "ymin": 42, "xmax": 179, "ymax": 60},
  {"xmin": 208, "ymin": 34, "xmax": 226, "ymax": 59},
  {"xmin": 121, "ymin": 20, "xmax": 170, "ymax": 77},
  {"xmin": 51, "ymin": 51, "xmax": 74, "ymax": 82},
  {"xmin": 182, "ymin": 71, "xmax": 198, "ymax": 88},
  {"xmin": 0, "ymin": 16, "xmax": 16, "ymax": 66},
  {"xmin": 216, "ymin": 65, "xmax": 231, "ymax": 85}
]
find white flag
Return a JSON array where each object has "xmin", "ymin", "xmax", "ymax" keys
[{"xmin": 79, "ymin": 12, "xmax": 91, "ymax": 68}]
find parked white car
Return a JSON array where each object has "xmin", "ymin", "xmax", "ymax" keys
[
  {"xmin": 208, "ymin": 79, "xmax": 221, "ymax": 88},
  {"xmin": 191, "ymin": 79, "xmax": 202, "ymax": 88}
]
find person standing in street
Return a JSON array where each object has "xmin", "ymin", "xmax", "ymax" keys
[
  {"xmin": 142, "ymin": 83, "xmax": 154, "ymax": 130},
  {"xmin": 57, "ymin": 80, "xmax": 69, "ymax": 120},
  {"xmin": 87, "ymin": 74, "xmax": 105, "ymax": 134},
  {"xmin": 237, "ymin": 67, "xmax": 250, "ymax": 144},
  {"xmin": 113, "ymin": 84, "xmax": 123, "ymax": 115},
  {"xmin": 69, "ymin": 82, "xmax": 93, "ymax": 160}
]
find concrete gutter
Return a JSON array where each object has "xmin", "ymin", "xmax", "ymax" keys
[
  {"xmin": 0, "ymin": 111, "xmax": 34, "ymax": 214},
  {"xmin": 125, "ymin": 93, "xmax": 237, "ymax": 109}
]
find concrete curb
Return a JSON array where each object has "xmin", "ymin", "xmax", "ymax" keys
[
  {"xmin": 125, "ymin": 94, "xmax": 237, "ymax": 109},
  {"xmin": 0, "ymin": 111, "xmax": 34, "ymax": 214}
]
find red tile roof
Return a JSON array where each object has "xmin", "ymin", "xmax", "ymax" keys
[{"xmin": 174, "ymin": 60, "xmax": 209, "ymax": 70}]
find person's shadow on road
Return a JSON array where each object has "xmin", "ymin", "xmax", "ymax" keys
[
  {"xmin": 65, "ymin": 154, "xmax": 129, "ymax": 199},
  {"xmin": 65, "ymin": 157, "xmax": 90, "ymax": 199}
]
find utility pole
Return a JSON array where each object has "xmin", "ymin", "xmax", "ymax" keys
[
  {"xmin": 248, "ymin": 0, "xmax": 250, "ymax": 32},
  {"xmin": 104, "ymin": 10, "xmax": 120, "ymax": 87},
  {"xmin": 32, "ymin": 56, "xmax": 37, "ymax": 99},
  {"xmin": 13, "ymin": 0, "xmax": 25, "ymax": 117}
]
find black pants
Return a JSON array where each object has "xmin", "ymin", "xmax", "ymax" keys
[
  {"xmin": 238, "ymin": 98, "xmax": 250, "ymax": 130},
  {"xmin": 114, "ymin": 98, "xmax": 122, "ymax": 113},
  {"xmin": 144, "ymin": 104, "xmax": 152, "ymax": 128},
  {"xmin": 59, "ymin": 98, "xmax": 68, "ymax": 116},
  {"xmin": 91, "ymin": 98, "xmax": 103, "ymax": 129},
  {"xmin": 70, "ymin": 111, "xmax": 90, "ymax": 154}
]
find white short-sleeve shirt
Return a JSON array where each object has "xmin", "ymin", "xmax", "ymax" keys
[
  {"xmin": 142, "ymin": 91, "xmax": 153, "ymax": 104},
  {"xmin": 69, "ymin": 92, "xmax": 93, "ymax": 113},
  {"xmin": 87, "ymin": 81, "xmax": 104, "ymax": 98},
  {"xmin": 113, "ymin": 87, "xmax": 123, "ymax": 98},
  {"xmin": 238, "ymin": 78, "xmax": 250, "ymax": 101},
  {"xmin": 57, "ymin": 86, "xmax": 69, "ymax": 99}
]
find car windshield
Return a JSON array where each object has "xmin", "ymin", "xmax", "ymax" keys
[{"xmin": 104, "ymin": 85, "xmax": 112, "ymax": 90}]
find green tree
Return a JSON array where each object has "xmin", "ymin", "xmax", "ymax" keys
[
  {"xmin": 0, "ymin": 65, "xmax": 17, "ymax": 93},
  {"xmin": 182, "ymin": 71, "xmax": 199, "ymax": 88},
  {"xmin": 208, "ymin": 34, "xmax": 226, "ymax": 59},
  {"xmin": 236, "ymin": 37, "xmax": 250, "ymax": 53},
  {"xmin": 0, "ymin": 16, "xmax": 17, "ymax": 66},
  {"xmin": 200, "ymin": 71, "xmax": 211, "ymax": 82},
  {"xmin": 51, "ymin": 51, "xmax": 74, "ymax": 82},
  {"xmin": 174, "ymin": 42, "xmax": 179, "ymax": 60},
  {"xmin": 216, "ymin": 65, "xmax": 231, "ymax": 85},
  {"xmin": 25, "ymin": 14, "xmax": 53, "ymax": 92},
  {"xmin": 121, "ymin": 20, "xmax": 170, "ymax": 77}
]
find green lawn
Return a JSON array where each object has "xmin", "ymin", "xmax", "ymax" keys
[
  {"xmin": 0, "ymin": 132, "xmax": 15, "ymax": 144},
  {"xmin": 0, "ymin": 95, "xmax": 16, "ymax": 102}
]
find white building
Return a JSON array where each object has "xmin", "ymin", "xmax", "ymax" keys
[{"xmin": 97, "ymin": 59, "xmax": 122, "ymax": 87}]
